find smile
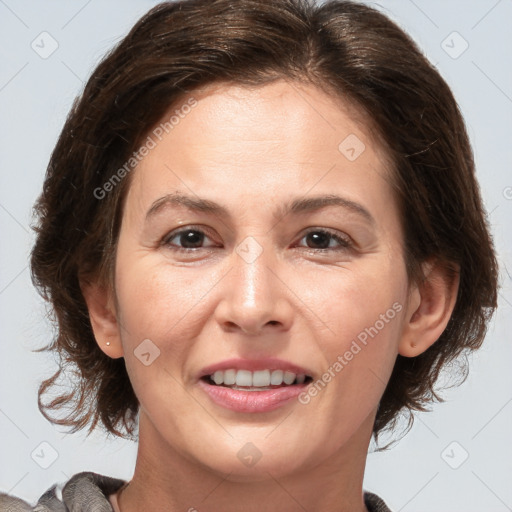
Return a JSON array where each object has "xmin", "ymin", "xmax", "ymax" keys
[
  {"xmin": 207, "ymin": 369, "xmax": 310, "ymax": 388},
  {"xmin": 198, "ymin": 368, "xmax": 313, "ymax": 413}
]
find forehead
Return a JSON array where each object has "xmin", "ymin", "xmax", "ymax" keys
[
  {"xmin": 165, "ymin": 79, "xmax": 383, "ymax": 159},
  {"xmin": 123, "ymin": 79, "xmax": 395, "ymax": 224}
]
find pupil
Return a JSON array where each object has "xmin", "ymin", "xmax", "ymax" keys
[
  {"xmin": 181, "ymin": 230, "xmax": 203, "ymax": 248},
  {"xmin": 307, "ymin": 232, "xmax": 330, "ymax": 249}
]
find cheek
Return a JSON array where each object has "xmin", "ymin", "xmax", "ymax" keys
[
  {"xmin": 115, "ymin": 257, "xmax": 215, "ymax": 343},
  {"xmin": 113, "ymin": 259, "xmax": 208, "ymax": 417},
  {"xmin": 301, "ymin": 256, "xmax": 407, "ymax": 407},
  {"xmin": 310, "ymin": 257, "xmax": 407, "ymax": 344}
]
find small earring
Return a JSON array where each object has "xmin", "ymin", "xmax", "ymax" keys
[{"xmin": 106, "ymin": 341, "xmax": 111, "ymax": 346}]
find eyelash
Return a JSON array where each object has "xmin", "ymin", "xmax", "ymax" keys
[{"xmin": 161, "ymin": 225, "xmax": 353, "ymax": 254}]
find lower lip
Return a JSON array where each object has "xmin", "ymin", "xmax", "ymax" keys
[{"xmin": 198, "ymin": 378, "xmax": 309, "ymax": 413}]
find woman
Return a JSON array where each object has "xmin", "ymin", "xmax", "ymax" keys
[{"xmin": 0, "ymin": 0, "xmax": 498, "ymax": 510}]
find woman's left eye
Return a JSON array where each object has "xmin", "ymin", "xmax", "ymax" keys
[{"xmin": 296, "ymin": 229, "xmax": 352, "ymax": 251}]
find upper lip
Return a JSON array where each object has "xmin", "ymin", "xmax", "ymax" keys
[{"xmin": 198, "ymin": 358, "xmax": 313, "ymax": 380}]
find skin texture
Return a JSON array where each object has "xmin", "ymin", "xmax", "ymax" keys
[{"xmin": 82, "ymin": 79, "xmax": 459, "ymax": 512}]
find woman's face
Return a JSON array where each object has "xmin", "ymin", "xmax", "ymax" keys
[{"xmin": 111, "ymin": 79, "xmax": 413, "ymax": 478}]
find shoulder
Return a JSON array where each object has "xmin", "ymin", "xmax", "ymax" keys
[
  {"xmin": 0, "ymin": 472, "xmax": 126, "ymax": 511},
  {"xmin": 364, "ymin": 490, "xmax": 394, "ymax": 512}
]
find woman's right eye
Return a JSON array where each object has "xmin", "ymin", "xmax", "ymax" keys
[{"xmin": 161, "ymin": 227, "xmax": 218, "ymax": 251}]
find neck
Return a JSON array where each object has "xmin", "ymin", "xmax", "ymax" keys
[{"xmin": 120, "ymin": 411, "xmax": 375, "ymax": 512}]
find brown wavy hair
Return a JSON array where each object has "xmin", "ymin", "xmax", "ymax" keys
[{"xmin": 30, "ymin": 0, "xmax": 498, "ymax": 446}]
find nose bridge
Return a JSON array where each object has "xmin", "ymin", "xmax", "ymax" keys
[
  {"xmin": 234, "ymin": 235, "xmax": 276, "ymax": 312},
  {"xmin": 218, "ymin": 235, "xmax": 290, "ymax": 334}
]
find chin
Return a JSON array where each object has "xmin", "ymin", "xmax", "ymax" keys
[
  {"xmin": 180, "ymin": 434, "xmax": 320, "ymax": 482},
  {"xmin": 202, "ymin": 452, "xmax": 312, "ymax": 482}
]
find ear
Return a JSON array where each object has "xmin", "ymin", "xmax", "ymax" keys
[
  {"xmin": 80, "ymin": 278, "xmax": 124, "ymax": 359},
  {"xmin": 398, "ymin": 260, "xmax": 460, "ymax": 357}
]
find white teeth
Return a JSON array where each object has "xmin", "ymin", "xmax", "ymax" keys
[
  {"xmin": 283, "ymin": 371, "xmax": 295, "ymax": 385},
  {"xmin": 224, "ymin": 369, "xmax": 236, "ymax": 385},
  {"xmin": 207, "ymin": 369, "xmax": 308, "ymax": 387},
  {"xmin": 212, "ymin": 370, "xmax": 224, "ymax": 385},
  {"xmin": 235, "ymin": 369, "xmax": 252, "ymax": 387},
  {"xmin": 252, "ymin": 370, "xmax": 271, "ymax": 387},
  {"xmin": 270, "ymin": 369, "xmax": 283, "ymax": 385}
]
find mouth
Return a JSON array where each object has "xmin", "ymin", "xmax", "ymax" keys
[
  {"xmin": 198, "ymin": 367, "xmax": 314, "ymax": 413},
  {"xmin": 200, "ymin": 369, "xmax": 313, "ymax": 391}
]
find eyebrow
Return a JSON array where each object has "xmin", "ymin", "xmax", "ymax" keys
[{"xmin": 146, "ymin": 192, "xmax": 375, "ymax": 225}]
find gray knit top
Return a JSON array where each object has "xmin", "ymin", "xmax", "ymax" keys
[{"xmin": 0, "ymin": 472, "xmax": 392, "ymax": 511}]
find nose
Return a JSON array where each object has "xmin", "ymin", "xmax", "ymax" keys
[{"xmin": 214, "ymin": 237, "xmax": 294, "ymax": 336}]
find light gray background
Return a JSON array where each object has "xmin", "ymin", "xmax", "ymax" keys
[{"xmin": 0, "ymin": 1, "xmax": 511, "ymax": 510}]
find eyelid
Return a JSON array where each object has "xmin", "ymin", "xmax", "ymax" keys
[
  {"xmin": 161, "ymin": 225, "xmax": 219, "ymax": 249},
  {"xmin": 296, "ymin": 227, "xmax": 353, "ymax": 250}
]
